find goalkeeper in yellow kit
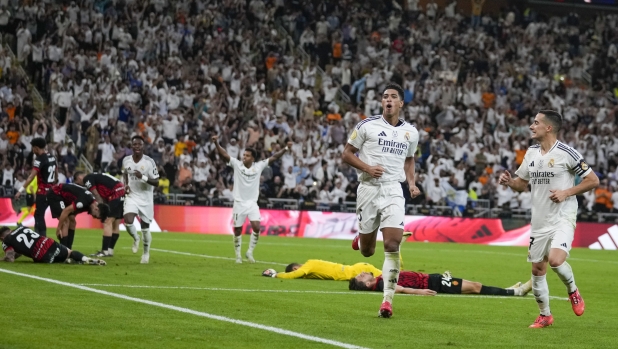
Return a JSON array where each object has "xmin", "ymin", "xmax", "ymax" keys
[
  {"xmin": 16, "ymin": 177, "xmax": 37, "ymax": 226},
  {"xmin": 262, "ymin": 260, "xmax": 382, "ymax": 280}
]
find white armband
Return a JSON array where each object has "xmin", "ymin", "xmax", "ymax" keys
[
  {"xmin": 19, "ymin": 187, "xmax": 25, "ymax": 193},
  {"xmin": 141, "ymin": 175, "xmax": 149, "ymax": 183}
]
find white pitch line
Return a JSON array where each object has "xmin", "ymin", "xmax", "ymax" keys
[
  {"xmin": 0, "ymin": 268, "xmax": 368, "ymax": 349},
  {"xmin": 75, "ymin": 283, "xmax": 569, "ymax": 301},
  {"xmin": 149, "ymin": 248, "xmax": 288, "ymax": 266}
]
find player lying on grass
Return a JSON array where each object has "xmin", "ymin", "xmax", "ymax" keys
[
  {"xmin": 262, "ymin": 259, "xmax": 383, "ymax": 280},
  {"xmin": 1, "ymin": 226, "xmax": 106, "ymax": 265},
  {"xmin": 349, "ymin": 270, "xmax": 532, "ymax": 297}
]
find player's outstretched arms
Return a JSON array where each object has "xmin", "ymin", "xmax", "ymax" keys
[
  {"xmin": 212, "ymin": 135, "xmax": 231, "ymax": 163},
  {"xmin": 395, "ymin": 285, "xmax": 436, "ymax": 296},
  {"xmin": 498, "ymin": 171, "xmax": 528, "ymax": 192},
  {"xmin": 342, "ymin": 144, "xmax": 384, "ymax": 179},
  {"xmin": 268, "ymin": 141, "xmax": 293, "ymax": 165}
]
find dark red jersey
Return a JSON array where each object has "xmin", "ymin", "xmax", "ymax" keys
[
  {"xmin": 374, "ymin": 271, "xmax": 430, "ymax": 291},
  {"xmin": 2, "ymin": 226, "xmax": 55, "ymax": 261},
  {"xmin": 50, "ymin": 183, "xmax": 96, "ymax": 214},
  {"xmin": 83, "ymin": 173, "xmax": 125, "ymax": 201},
  {"xmin": 33, "ymin": 152, "xmax": 57, "ymax": 194}
]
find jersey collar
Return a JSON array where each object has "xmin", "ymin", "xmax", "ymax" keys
[
  {"xmin": 381, "ymin": 116, "xmax": 405, "ymax": 127},
  {"xmin": 538, "ymin": 140, "xmax": 559, "ymax": 155}
]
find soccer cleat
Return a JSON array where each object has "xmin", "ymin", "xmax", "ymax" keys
[
  {"xmin": 378, "ymin": 301, "xmax": 393, "ymax": 318},
  {"xmin": 352, "ymin": 234, "xmax": 360, "ymax": 251},
  {"xmin": 402, "ymin": 231, "xmax": 413, "ymax": 239},
  {"xmin": 140, "ymin": 253, "xmax": 149, "ymax": 264},
  {"xmin": 569, "ymin": 289, "xmax": 585, "ymax": 316},
  {"xmin": 506, "ymin": 282, "xmax": 522, "ymax": 290},
  {"xmin": 132, "ymin": 235, "xmax": 141, "ymax": 254},
  {"xmin": 87, "ymin": 258, "xmax": 107, "ymax": 266},
  {"xmin": 107, "ymin": 249, "xmax": 114, "ymax": 256},
  {"xmin": 516, "ymin": 280, "xmax": 532, "ymax": 296},
  {"xmin": 529, "ymin": 314, "xmax": 554, "ymax": 328},
  {"xmin": 90, "ymin": 250, "xmax": 111, "ymax": 258},
  {"xmin": 245, "ymin": 251, "xmax": 255, "ymax": 263}
]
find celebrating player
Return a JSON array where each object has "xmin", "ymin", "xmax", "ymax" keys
[
  {"xmin": 122, "ymin": 135, "xmax": 159, "ymax": 264},
  {"xmin": 1, "ymin": 225, "xmax": 105, "ymax": 265},
  {"xmin": 499, "ymin": 110, "xmax": 599, "ymax": 328},
  {"xmin": 341, "ymin": 83, "xmax": 420, "ymax": 318},
  {"xmin": 47, "ymin": 183, "xmax": 110, "ymax": 248},
  {"xmin": 348, "ymin": 270, "xmax": 532, "ymax": 297},
  {"xmin": 261, "ymin": 259, "xmax": 382, "ymax": 280},
  {"xmin": 213, "ymin": 135, "xmax": 291, "ymax": 263},
  {"xmin": 14, "ymin": 138, "xmax": 58, "ymax": 236},
  {"xmin": 74, "ymin": 171, "xmax": 126, "ymax": 257}
]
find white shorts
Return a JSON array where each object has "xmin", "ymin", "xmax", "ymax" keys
[
  {"xmin": 527, "ymin": 223, "xmax": 575, "ymax": 263},
  {"xmin": 232, "ymin": 201, "xmax": 261, "ymax": 227},
  {"xmin": 124, "ymin": 197, "xmax": 154, "ymax": 224},
  {"xmin": 356, "ymin": 182, "xmax": 405, "ymax": 234}
]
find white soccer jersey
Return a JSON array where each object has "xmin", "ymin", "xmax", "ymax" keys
[
  {"xmin": 228, "ymin": 157, "xmax": 269, "ymax": 202},
  {"xmin": 122, "ymin": 155, "xmax": 159, "ymax": 203},
  {"xmin": 348, "ymin": 116, "xmax": 419, "ymax": 184},
  {"xmin": 515, "ymin": 141, "xmax": 592, "ymax": 235}
]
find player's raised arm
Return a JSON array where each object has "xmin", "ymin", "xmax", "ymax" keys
[
  {"xmin": 342, "ymin": 143, "xmax": 384, "ymax": 179},
  {"xmin": 268, "ymin": 141, "xmax": 292, "ymax": 165},
  {"xmin": 498, "ymin": 170, "xmax": 529, "ymax": 192},
  {"xmin": 212, "ymin": 135, "xmax": 231, "ymax": 164}
]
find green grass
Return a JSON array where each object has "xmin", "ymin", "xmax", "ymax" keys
[{"xmin": 1, "ymin": 230, "xmax": 617, "ymax": 349}]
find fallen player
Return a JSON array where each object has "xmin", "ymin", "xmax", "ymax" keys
[{"xmin": 262, "ymin": 259, "xmax": 382, "ymax": 280}]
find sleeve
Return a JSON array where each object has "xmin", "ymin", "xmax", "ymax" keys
[
  {"xmin": 83, "ymin": 174, "xmax": 94, "ymax": 189},
  {"xmin": 256, "ymin": 160, "xmax": 269, "ymax": 173},
  {"xmin": 2, "ymin": 242, "xmax": 12, "ymax": 252},
  {"xmin": 227, "ymin": 157, "xmax": 240, "ymax": 169},
  {"xmin": 33, "ymin": 157, "xmax": 41, "ymax": 172},
  {"xmin": 149, "ymin": 159, "xmax": 160, "ymax": 179},
  {"xmin": 514, "ymin": 150, "xmax": 531, "ymax": 181},
  {"xmin": 407, "ymin": 128, "xmax": 419, "ymax": 158},
  {"xmin": 275, "ymin": 265, "xmax": 309, "ymax": 279},
  {"xmin": 121, "ymin": 157, "xmax": 128, "ymax": 172},
  {"xmin": 347, "ymin": 121, "xmax": 367, "ymax": 149},
  {"xmin": 565, "ymin": 148, "xmax": 593, "ymax": 178}
]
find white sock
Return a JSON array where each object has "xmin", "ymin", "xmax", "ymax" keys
[
  {"xmin": 142, "ymin": 228, "xmax": 151, "ymax": 254},
  {"xmin": 107, "ymin": 248, "xmax": 113, "ymax": 254},
  {"xmin": 532, "ymin": 274, "xmax": 551, "ymax": 316},
  {"xmin": 234, "ymin": 235, "xmax": 241, "ymax": 258},
  {"xmin": 81, "ymin": 256, "xmax": 89, "ymax": 262},
  {"xmin": 125, "ymin": 223, "xmax": 139, "ymax": 240},
  {"xmin": 551, "ymin": 262, "xmax": 577, "ymax": 293},
  {"xmin": 247, "ymin": 231, "xmax": 259, "ymax": 253},
  {"xmin": 382, "ymin": 251, "xmax": 401, "ymax": 304}
]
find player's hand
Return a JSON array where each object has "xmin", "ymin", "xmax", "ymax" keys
[
  {"xmin": 14, "ymin": 191, "xmax": 21, "ymax": 199},
  {"xmin": 549, "ymin": 189, "xmax": 568, "ymax": 203},
  {"xmin": 417, "ymin": 289, "xmax": 437, "ymax": 296},
  {"xmin": 262, "ymin": 268, "xmax": 277, "ymax": 277},
  {"xmin": 211, "ymin": 135, "xmax": 219, "ymax": 144},
  {"xmin": 125, "ymin": 185, "xmax": 131, "ymax": 195},
  {"xmin": 498, "ymin": 170, "xmax": 512, "ymax": 186},
  {"xmin": 409, "ymin": 185, "xmax": 421, "ymax": 198},
  {"xmin": 366, "ymin": 165, "xmax": 385, "ymax": 179},
  {"xmin": 133, "ymin": 170, "xmax": 143, "ymax": 179}
]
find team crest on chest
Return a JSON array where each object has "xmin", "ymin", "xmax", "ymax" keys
[
  {"xmin": 538, "ymin": 160, "xmax": 544, "ymax": 169},
  {"xmin": 404, "ymin": 132, "xmax": 410, "ymax": 141},
  {"xmin": 548, "ymin": 159, "xmax": 555, "ymax": 168},
  {"xmin": 392, "ymin": 131, "xmax": 398, "ymax": 138}
]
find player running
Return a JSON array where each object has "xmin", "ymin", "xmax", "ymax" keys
[
  {"xmin": 74, "ymin": 171, "xmax": 126, "ymax": 257},
  {"xmin": 1, "ymin": 225, "xmax": 106, "ymax": 265},
  {"xmin": 341, "ymin": 83, "xmax": 420, "ymax": 318},
  {"xmin": 213, "ymin": 135, "xmax": 291, "ymax": 263},
  {"xmin": 349, "ymin": 270, "xmax": 532, "ymax": 297},
  {"xmin": 14, "ymin": 138, "xmax": 58, "ymax": 236},
  {"xmin": 122, "ymin": 136, "xmax": 159, "ymax": 264},
  {"xmin": 47, "ymin": 183, "xmax": 110, "ymax": 248},
  {"xmin": 261, "ymin": 259, "xmax": 383, "ymax": 280},
  {"xmin": 499, "ymin": 110, "xmax": 599, "ymax": 328},
  {"xmin": 16, "ymin": 176, "xmax": 37, "ymax": 226}
]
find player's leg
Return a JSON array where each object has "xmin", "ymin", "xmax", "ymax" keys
[
  {"xmin": 60, "ymin": 246, "xmax": 106, "ymax": 265},
  {"xmin": 245, "ymin": 219, "xmax": 261, "ymax": 263},
  {"xmin": 137, "ymin": 203, "xmax": 155, "ymax": 264},
  {"xmin": 354, "ymin": 184, "xmax": 380, "ymax": 257},
  {"xmin": 92, "ymin": 217, "xmax": 114, "ymax": 257},
  {"xmin": 123, "ymin": 198, "xmax": 141, "ymax": 253},
  {"xmin": 108, "ymin": 218, "xmax": 121, "ymax": 256},
  {"xmin": 529, "ymin": 233, "xmax": 553, "ymax": 328},
  {"xmin": 232, "ymin": 206, "xmax": 248, "ymax": 263},
  {"xmin": 549, "ymin": 229, "xmax": 584, "ymax": 316},
  {"xmin": 34, "ymin": 194, "xmax": 49, "ymax": 236},
  {"xmin": 66, "ymin": 215, "xmax": 77, "ymax": 249}
]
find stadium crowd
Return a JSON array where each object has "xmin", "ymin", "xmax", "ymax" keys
[{"xmin": 0, "ymin": 0, "xmax": 618, "ymax": 217}]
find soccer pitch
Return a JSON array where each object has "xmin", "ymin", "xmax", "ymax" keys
[{"xmin": 1, "ymin": 230, "xmax": 616, "ymax": 349}]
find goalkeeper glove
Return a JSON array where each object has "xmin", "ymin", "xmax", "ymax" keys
[{"xmin": 262, "ymin": 268, "xmax": 277, "ymax": 277}]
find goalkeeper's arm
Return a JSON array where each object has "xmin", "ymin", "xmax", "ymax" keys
[{"xmin": 273, "ymin": 267, "xmax": 309, "ymax": 279}]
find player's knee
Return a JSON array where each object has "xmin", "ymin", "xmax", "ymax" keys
[
  {"xmin": 383, "ymin": 239, "xmax": 401, "ymax": 253},
  {"xmin": 360, "ymin": 247, "xmax": 375, "ymax": 257},
  {"xmin": 233, "ymin": 227, "xmax": 242, "ymax": 236},
  {"xmin": 548, "ymin": 258, "xmax": 565, "ymax": 268},
  {"xmin": 531, "ymin": 264, "xmax": 546, "ymax": 276}
]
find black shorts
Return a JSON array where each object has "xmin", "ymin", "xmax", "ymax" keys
[
  {"xmin": 428, "ymin": 273, "xmax": 463, "ymax": 294},
  {"xmin": 47, "ymin": 192, "xmax": 67, "ymax": 219},
  {"xmin": 108, "ymin": 197, "xmax": 124, "ymax": 219},
  {"xmin": 26, "ymin": 194, "xmax": 35, "ymax": 207},
  {"xmin": 37, "ymin": 242, "xmax": 70, "ymax": 264}
]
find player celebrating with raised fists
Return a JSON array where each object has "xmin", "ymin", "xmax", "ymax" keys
[
  {"xmin": 342, "ymin": 83, "xmax": 420, "ymax": 318},
  {"xmin": 499, "ymin": 110, "xmax": 599, "ymax": 328},
  {"xmin": 122, "ymin": 135, "xmax": 160, "ymax": 264}
]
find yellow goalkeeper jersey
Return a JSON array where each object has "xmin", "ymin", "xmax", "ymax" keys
[
  {"xmin": 275, "ymin": 260, "xmax": 382, "ymax": 280},
  {"xmin": 26, "ymin": 177, "xmax": 37, "ymax": 195}
]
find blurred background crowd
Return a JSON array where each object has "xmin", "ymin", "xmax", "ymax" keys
[{"xmin": 0, "ymin": 0, "xmax": 617, "ymax": 220}]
